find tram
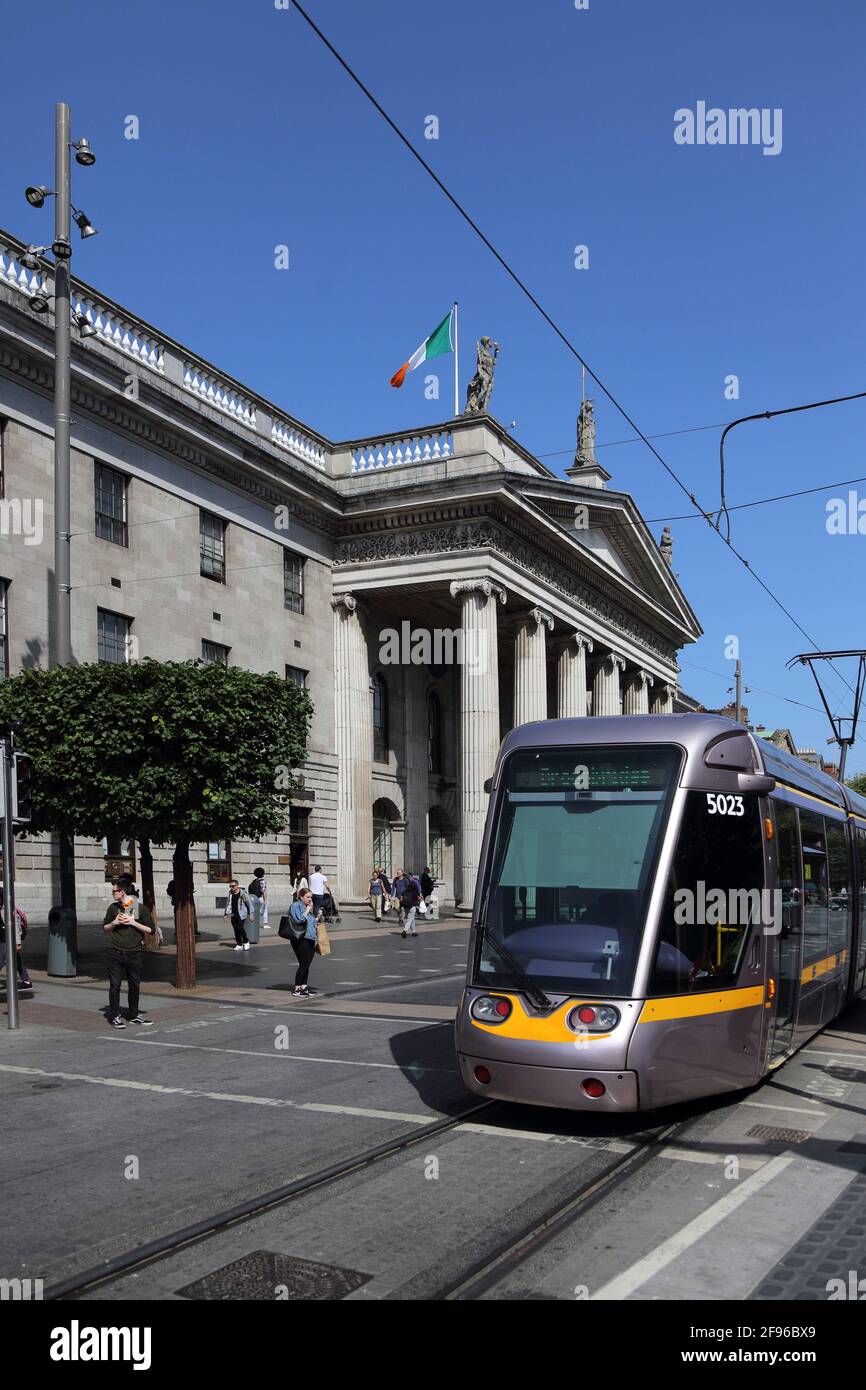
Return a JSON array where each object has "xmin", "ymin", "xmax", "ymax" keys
[{"xmin": 455, "ymin": 714, "xmax": 866, "ymax": 1112}]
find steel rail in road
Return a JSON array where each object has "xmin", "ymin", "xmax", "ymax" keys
[
  {"xmin": 432, "ymin": 1115, "xmax": 698, "ymax": 1301},
  {"xmin": 43, "ymin": 1098, "xmax": 498, "ymax": 1301}
]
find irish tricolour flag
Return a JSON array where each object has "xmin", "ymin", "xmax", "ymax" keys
[{"xmin": 390, "ymin": 308, "xmax": 455, "ymax": 388}]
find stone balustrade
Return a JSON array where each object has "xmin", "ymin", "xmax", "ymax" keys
[
  {"xmin": 72, "ymin": 291, "xmax": 165, "ymax": 373},
  {"xmin": 0, "ymin": 240, "xmax": 53, "ymax": 300},
  {"xmin": 182, "ymin": 362, "xmax": 256, "ymax": 428},
  {"xmin": 351, "ymin": 428, "xmax": 454, "ymax": 473},
  {"xmin": 271, "ymin": 416, "xmax": 327, "ymax": 470}
]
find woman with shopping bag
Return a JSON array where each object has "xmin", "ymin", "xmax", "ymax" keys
[{"xmin": 280, "ymin": 888, "xmax": 324, "ymax": 998}]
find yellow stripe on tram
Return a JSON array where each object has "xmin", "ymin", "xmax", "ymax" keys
[
  {"xmin": 638, "ymin": 985, "xmax": 765, "ymax": 1024},
  {"xmin": 469, "ymin": 994, "xmax": 611, "ymax": 1043},
  {"xmin": 800, "ymin": 949, "xmax": 849, "ymax": 986}
]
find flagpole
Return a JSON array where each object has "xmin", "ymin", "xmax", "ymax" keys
[{"xmin": 453, "ymin": 302, "xmax": 459, "ymax": 418}]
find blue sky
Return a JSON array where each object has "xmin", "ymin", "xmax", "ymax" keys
[{"xmin": 2, "ymin": 0, "xmax": 864, "ymax": 769}]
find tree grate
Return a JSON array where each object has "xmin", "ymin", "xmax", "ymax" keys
[
  {"xmin": 175, "ymin": 1251, "xmax": 374, "ymax": 1301},
  {"xmin": 746, "ymin": 1125, "xmax": 812, "ymax": 1144}
]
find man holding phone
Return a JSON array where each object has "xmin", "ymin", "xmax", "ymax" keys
[{"xmin": 102, "ymin": 881, "xmax": 155, "ymax": 1028}]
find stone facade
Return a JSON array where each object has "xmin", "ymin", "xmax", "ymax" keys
[{"xmin": 0, "ymin": 227, "xmax": 702, "ymax": 919}]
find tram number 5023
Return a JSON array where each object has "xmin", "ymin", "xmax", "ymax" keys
[{"xmin": 706, "ymin": 793, "xmax": 745, "ymax": 816}]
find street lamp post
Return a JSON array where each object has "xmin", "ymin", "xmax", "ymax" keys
[
  {"xmin": 54, "ymin": 101, "xmax": 73, "ymax": 667},
  {"xmin": 19, "ymin": 103, "xmax": 98, "ymax": 980}
]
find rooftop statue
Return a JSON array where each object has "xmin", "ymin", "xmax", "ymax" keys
[
  {"xmin": 463, "ymin": 337, "xmax": 499, "ymax": 414},
  {"xmin": 575, "ymin": 397, "xmax": 597, "ymax": 466}
]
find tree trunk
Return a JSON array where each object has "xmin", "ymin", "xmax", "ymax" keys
[
  {"xmin": 173, "ymin": 839, "xmax": 196, "ymax": 990},
  {"xmin": 139, "ymin": 838, "xmax": 159, "ymax": 953}
]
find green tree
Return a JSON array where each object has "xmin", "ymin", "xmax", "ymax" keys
[
  {"xmin": 846, "ymin": 772, "xmax": 866, "ymax": 798},
  {"xmin": 0, "ymin": 660, "xmax": 311, "ymax": 988}
]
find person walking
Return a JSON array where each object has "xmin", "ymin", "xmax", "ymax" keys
[
  {"xmin": 400, "ymin": 874, "xmax": 422, "ymax": 938},
  {"xmin": 392, "ymin": 867, "xmax": 408, "ymax": 926},
  {"xmin": 102, "ymin": 881, "xmax": 154, "ymax": 1028},
  {"xmin": 248, "ymin": 867, "xmax": 268, "ymax": 933},
  {"xmin": 420, "ymin": 867, "xmax": 435, "ymax": 905},
  {"xmin": 292, "ymin": 869, "xmax": 309, "ymax": 901},
  {"xmin": 368, "ymin": 869, "xmax": 384, "ymax": 921},
  {"xmin": 287, "ymin": 888, "xmax": 321, "ymax": 998},
  {"xmin": 224, "ymin": 879, "xmax": 254, "ymax": 951},
  {"xmin": 0, "ymin": 888, "xmax": 32, "ymax": 990},
  {"xmin": 309, "ymin": 865, "xmax": 329, "ymax": 920}
]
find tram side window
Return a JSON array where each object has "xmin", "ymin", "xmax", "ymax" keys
[
  {"xmin": 775, "ymin": 803, "xmax": 802, "ymax": 942},
  {"xmin": 858, "ymin": 830, "xmax": 866, "ymax": 988},
  {"xmin": 650, "ymin": 791, "xmax": 764, "ymax": 994},
  {"xmin": 800, "ymin": 811, "xmax": 830, "ymax": 967},
  {"xmin": 826, "ymin": 820, "xmax": 851, "ymax": 955}
]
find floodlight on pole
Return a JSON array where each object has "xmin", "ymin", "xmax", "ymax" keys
[
  {"xmin": 19, "ymin": 245, "xmax": 47, "ymax": 270},
  {"xmin": 72, "ymin": 208, "xmax": 97, "ymax": 239},
  {"xmin": 28, "ymin": 289, "xmax": 51, "ymax": 314},
  {"xmin": 25, "ymin": 184, "xmax": 53, "ymax": 207},
  {"xmin": 73, "ymin": 137, "xmax": 95, "ymax": 166}
]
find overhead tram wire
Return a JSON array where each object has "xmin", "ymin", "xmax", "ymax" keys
[{"xmin": 289, "ymin": 0, "xmax": 856, "ymax": 717}]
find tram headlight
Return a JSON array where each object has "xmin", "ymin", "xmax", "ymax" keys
[
  {"xmin": 470, "ymin": 995, "xmax": 512, "ymax": 1024},
  {"xmin": 567, "ymin": 1004, "xmax": 620, "ymax": 1032}
]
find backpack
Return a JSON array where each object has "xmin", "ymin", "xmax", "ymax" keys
[
  {"xmin": 401, "ymin": 884, "xmax": 419, "ymax": 910},
  {"xmin": 248, "ymin": 877, "xmax": 264, "ymax": 897}
]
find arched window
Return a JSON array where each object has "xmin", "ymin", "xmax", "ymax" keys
[
  {"xmin": 372, "ymin": 674, "xmax": 389, "ymax": 763},
  {"xmin": 427, "ymin": 692, "xmax": 442, "ymax": 773}
]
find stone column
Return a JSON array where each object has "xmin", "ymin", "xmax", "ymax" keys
[
  {"xmin": 623, "ymin": 667, "xmax": 654, "ymax": 715},
  {"xmin": 332, "ymin": 593, "xmax": 373, "ymax": 898},
  {"xmin": 557, "ymin": 632, "xmax": 593, "ymax": 718},
  {"xmin": 651, "ymin": 681, "xmax": 675, "ymax": 715},
  {"xmin": 513, "ymin": 606, "xmax": 553, "ymax": 726},
  {"xmin": 592, "ymin": 651, "xmax": 626, "ymax": 716},
  {"xmin": 450, "ymin": 579, "xmax": 505, "ymax": 908}
]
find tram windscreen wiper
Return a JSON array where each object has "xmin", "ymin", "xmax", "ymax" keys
[{"xmin": 479, "ymin": 921, "xmax": 554, "ymax": 1013}]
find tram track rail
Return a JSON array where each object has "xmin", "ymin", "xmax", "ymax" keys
[
  {"xmin": 43, "ymin": 1098, "xmax": 498, "ymax": 1301},
  {"xmin": 433, "ymin": 1112, "xmax": 699, "ymax": 1301}
]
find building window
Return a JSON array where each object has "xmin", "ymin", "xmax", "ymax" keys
[
  {"xmin": 428, "ymin": 809, "xmax": 444, "ymax": 881},
  {"xmin": 286, "ymin": 665, "xmax": 308, "ymax": 688},
  {"xmin": 98, "ymin": 608, "xmax": 131, "ymax": 664},
  {"xmin": 283, "ymin": 551, "xmax": 305, "ymax": 614},
  {"xmin": 202, "ymin": 640, "xmax": 230, "ymax": 666},
  {"xmin": 200, "ymin": 511, "xmax": 226, "ymax": 583},
  {"xmin": 102, "ymin": 836, "xmax": 135, "ymax": 883},
  {"xmin": 427, "ymin": 693, "xmax": 442, "ymax": 773},
  {"xmin": 94, "ymin": 462, "xmax": 128, "ymax": 546},
  {"xmin": 0, "ymin": 579, "xmax": 8, "ymax": 679},
  {"xmin": 372, "ymin": 674, "xmax": 389, "ymax": 762},
  {"xmin": 207, "ymin": 840, "xmax": 231, "ymax": 883},
  {"xmin": 372, "ymin": 800, "xmax": 394, "ymax": 877}
]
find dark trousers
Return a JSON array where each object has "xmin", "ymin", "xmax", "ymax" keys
[
  {"xmin": 0, "ymin": 943, "xmax": 29, "ymax": 984},
  {"xmin": 290, "ymin": 935, "xmax": 316, "ymax": 987},
  {"xmin": 230, "ymin": 912, "xmax": 249, "ymax": 946},
  {"xmin": 107, "ymin": 947, "xmax": 142, "ymax": 1017},
  {"xmin": 311, "ymin": 894, "xmax": 326, "ymax": 919}
]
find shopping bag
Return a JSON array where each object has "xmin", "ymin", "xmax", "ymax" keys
[
  {"xmin": 417, "ymin": 900, "xmax": 428, "ymax": 916},
  {"xmin": 316, "ymin": 920, "xmax": 332, "ymax": 956},
  {"xmin": 278, "ymin": 916, "xmax": 293, "ymax": 940}
]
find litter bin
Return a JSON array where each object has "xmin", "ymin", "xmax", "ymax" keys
[
  {"xmin": 245, "ymin": 898, "xmax": 261, "ymax": 944},
  {"xmin": 427, "ymin": 891, "xmax": 440, "ymax": 921},
  {"xmin": 47, "ymin": 906, "xmax": 78, "ymax": 977}
]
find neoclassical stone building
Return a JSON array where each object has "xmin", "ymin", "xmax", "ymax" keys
[{"xmin": 0, "ymin": 227, "xmax": 701, "ymax": 917}]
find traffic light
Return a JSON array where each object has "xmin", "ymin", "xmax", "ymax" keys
[{"xmin": 12, "ymin": 752, "xmax": 32, "ymax": 824}]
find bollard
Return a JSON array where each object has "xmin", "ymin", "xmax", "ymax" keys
[
  {"xmin": 427, "ymin": 892, "xmax": 440, "ymax": 922},
  {"xmin": 47, "ymin": 906, "xmax": 78, "ymax": 977}
]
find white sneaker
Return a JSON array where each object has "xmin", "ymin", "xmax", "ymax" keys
[
  {"xmin": 233, "ymin": 944, "xmax": 243, "ymax": 951},
  {"xmin": 243, "ymin": 942, "xmax": 250, "ymax": 951}
]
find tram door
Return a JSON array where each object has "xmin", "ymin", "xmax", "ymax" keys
[{"xmin": 770, "ymin": 803, "xmax": 802, "ymax": 1060}]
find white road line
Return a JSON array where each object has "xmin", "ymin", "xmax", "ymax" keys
[
  {"xmin": 332, "ymin": 981, "xmax": 366, "ymax": 987},
  {"xmin": 743, "ymin": 1100, "xmax": 829, "ymax": 1117},
  {"xmin": 96, "ymin": 1037, "xmax": 454, "ymax": 1072},
  {"xmin": 591, "ymin": 1153, "xmax": 794, "ymax": 1300},
  {"xmin": 419, "ymin": 969, "xmax": 441, "ymax": 974},
  {"xmin": 802, "ymin": 1050, "xmax": 866, "ymax": 1063},
  {"xmin": 363, "ymin": 954, "xmax": 383, "ymax": 958},
  {"xmin": 0, "ymin": 1062, "xmax": 437, "ymax": 1124},
  {"xmin": 381, "ymin": 974, "xmax": 405, "ymax": 979}
]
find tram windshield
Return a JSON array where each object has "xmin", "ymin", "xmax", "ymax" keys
[{"xmin": 476, "ymin": 745, "xmax": 681, "ymax": 997}]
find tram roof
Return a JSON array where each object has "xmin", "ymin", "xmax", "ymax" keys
[{"xmin": 498, "ymin": 714, "xmax": 866, "ymax": 820}]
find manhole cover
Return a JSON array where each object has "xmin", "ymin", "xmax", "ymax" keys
[
  {"xmin": 176, "ymin": 1251, "xmax": 373, "ymax": 1301},
  {"xmin": 746, "ymin": 1125, "xmax": 811, "ymax": 1144}
]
